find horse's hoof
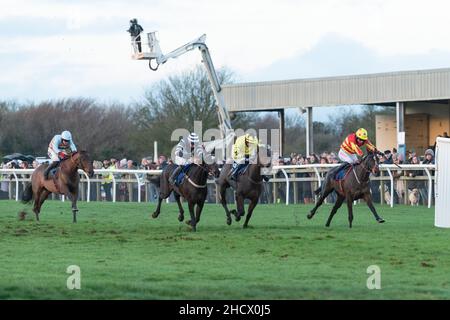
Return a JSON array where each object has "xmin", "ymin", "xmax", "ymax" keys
[
  {"xmin": 243, "ymin": 224, "xmax": 248, "ymax": 229},
  {"xmin": 377, "ymin": 218, "xmax": 385, "ymax": 223},
  {"xmin": 307, "ymin": 212, "xmax": 313, "ymax": 219},
  {"xmin": 151, "ymin": 212, "xmax": 158, "ymax": 219},
  {"xmin": 226, "ymin": 218, "xmax": 232, "ymax": 225},
  {"xmin": 235, "ymin": 215, "xmax": 241, "ymax": 222},
  {"xmin": 178, "ymin": 215, "xmax": 184, "ymax": 222}
]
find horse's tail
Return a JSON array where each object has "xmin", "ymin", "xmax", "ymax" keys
[{"xmin": 22, "ymin": 183, "xmax": 33, "ymax": 204}]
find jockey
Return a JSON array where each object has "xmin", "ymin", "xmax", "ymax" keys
[
  {"xmin": 43, "ymin": 130, "xmax": 77, "ymax": 180},
  {"xmin": 169, "ymin": 132, "xmax": 206, "ymax": 185},
  {"xmin": 334, "ymin": 128, "xmax": 377, "ymax": 175},
  {"xmin": 230, "ymin": 133, "xmax": 259, "ymax": 181}
]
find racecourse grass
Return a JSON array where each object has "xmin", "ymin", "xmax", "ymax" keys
[{"xmin": 0, "ymin": 200, "xmax": 449, "ymax": 300}]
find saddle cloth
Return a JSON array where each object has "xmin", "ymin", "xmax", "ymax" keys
[
  {"xmin": 232, "ymin": 163, "xmax": 250, "ymax": 177},
  {"xmin": 334, "ymin": 164, "xmax": 352, "ymax": 181},
  {"xmin": 175, "ymin": 163, "xmax": 193, "ymax": 185}
]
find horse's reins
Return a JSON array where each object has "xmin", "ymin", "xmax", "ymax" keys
[{"xmin": 353, "ymin": 159, "xmax": 374, "ymax": 184}]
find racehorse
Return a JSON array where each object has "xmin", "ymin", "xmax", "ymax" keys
[
  {"xmin": 216, "ymin": 145, "xmax": 271, "ymax": 228},
  {"xmin": 21, "ymin": 151, "xmax": 94, "ymax": 223},
  {"xmin": 306, "ymin": 151, "xmax": 385, "ymax": 228},
  {"xmin": 151, "ymin": 161, "xmax": 220, "ymax": 232}
]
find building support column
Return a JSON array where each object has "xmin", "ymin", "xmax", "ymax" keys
[
  {"xmin": 306, "ymin": 107, "xmax": 314, "ymax": 156},
  {"xmin": 396, "ymin": 102, "xmax": 405, "ymax": 158},
  {"xmin": 278, "ymin": 110, "xmax": 285, "ymax": 156}
]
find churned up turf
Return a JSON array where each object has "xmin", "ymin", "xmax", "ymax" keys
[{"xmin": 0, "ymin": 200, "xmax": 449, "ymax": 299}]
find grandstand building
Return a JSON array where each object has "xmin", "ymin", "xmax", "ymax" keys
[{"xmin": 223, "ymin": 68, "xmax": 450, "ymax": 156}]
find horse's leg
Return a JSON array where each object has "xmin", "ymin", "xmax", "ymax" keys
[
  {"xmin": 69, "ymin": 191, "xmax": 79, "ymax": 223},
  {"xmin": 346, "ymin": 196, "xmax": 354, "ymax": 228},
  {"xmin": 363, "ymin": 193, "xmax": 385, "ymax": 223},
  {"xmin": 175, "ymin": 193, "xmax": 185, "ymax": 221},
  {"xmin": 325, "ymin": 195, "xmax": 345, "ymax": 227},
  {"xmin": 195, "ymin": 201, "xmax": 204, "ymax": 224},
  {"xmin": 219, "ymin": 183, "xmax": 233, "ymax": 225},
  {"xmin": 186, "ymin": 201, "xmax": 197, "ymax": 232},
  {"xmin": 243, "ymin": 197, "xmax": 258, "ymax": 229},
  {"xmin": 234, "ymin": 195, "xmax": 245, "ymax": 222},
  {"xmin": 152, "ymin": 184, "xmax": 171, "ymax": 218},
  {"xmin": 33, "ymin": 188, "xmax": 43, "ymax": 221},
  {"xmin": 307, "ymin": 185, "xmax": 334, "ymax": 219}
]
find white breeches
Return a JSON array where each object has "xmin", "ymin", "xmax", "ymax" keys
[
  {"xmin": 338, "ymin": 149, "xmax": 359, "ymax": 164},
  {"xmin": 175, "ymin": 156, "xmax": 188, "ymax": 166},
  {"xmin": 48, "ymin": 149, "xmax": 59, "ymax": 162}
]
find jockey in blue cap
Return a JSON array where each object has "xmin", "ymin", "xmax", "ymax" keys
[{"xmin": 43, "ymin": 130, "xmax": 77, "ymax": 180}]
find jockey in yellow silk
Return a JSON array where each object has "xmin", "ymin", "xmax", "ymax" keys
[
  {"xmin": 339, "ymin": 128, "xmax": 376, "ymax": 164},
  {"xmin": 230, "ymin": 133, "xmax": 259, "ymax": 181}
]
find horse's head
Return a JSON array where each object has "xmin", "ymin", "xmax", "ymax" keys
[
  {"xmin": 76, "ymin": 151, "xmax": 94, "ymax": 178},
  {"xmin": 362, "ymin": 151, "xmax": 380, "ymax": 175},
  {"xmin": 206, "ymin": 162, "xmax": 221, "ymax": 179}
]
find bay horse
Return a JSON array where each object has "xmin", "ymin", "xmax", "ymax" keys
[
  {"xmin": 22, "ymin": 151, "xmax": 94, "ymax": 223},
  {"xmin": 216, "ymin": 145, "xmax": 271, "ymax": 228},
  {"xmin": 306, "ymin": 151, "xmax": 385, "ymax": 228},
  {"xmin": 151, "ymin": 161, "xmax": 220, "ymax": 232}
]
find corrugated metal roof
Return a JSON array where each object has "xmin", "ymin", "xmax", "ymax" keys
[{"xmin": 222, "ymin": 68, "xmax": 450, "ymax": 111}]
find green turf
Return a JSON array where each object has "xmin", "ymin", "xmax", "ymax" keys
[{"xmin": 0, "ymin": 200, "xmax": 449, "ymax": 300}]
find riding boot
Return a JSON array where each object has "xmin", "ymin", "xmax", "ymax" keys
[
  {"xmin": 44, "ymin": 161, "xmax": 59, "ymax": 180},
  {"xmin": 229, "ymin": 163, "xmax": 239, "ymax": 181},
  {"xmin": 169, "ymin": 166, "xmax": 182, "ymax": 185}
]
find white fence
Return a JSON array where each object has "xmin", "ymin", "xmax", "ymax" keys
[
  {"xmin": 435, "ymin": 138, "xmax": 450, "ymax": 227},
  {"xmin": 0, "ymin": 164, "xmax": 436, "ymax": 207},
  {"xmin": 272, "ymin": 164, "xmax": 436, "ymax": 208}
]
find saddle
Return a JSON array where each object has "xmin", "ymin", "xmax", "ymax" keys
[
  {"xmin": 334, "ymin": 163, "xmax": 352, "ymax": 181},
  {"xmin": 174, "ymin": 163, "xmax": 192, "ymax": 186},
  {"xmin": 231, "ymin": 163, "xmax": 250, "ymax": 178}
]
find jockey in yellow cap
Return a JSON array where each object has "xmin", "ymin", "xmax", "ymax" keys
[
  {"xmin": 230, "ymin": 134, "xmax": 259, "ymax": 181},
  {"xmin": 333, "ymin": 128, "xmax": 378, "ymax": 177},
  {"xmin": 339, "ymin": 128, "xmax": 376, "ymax": 163}
]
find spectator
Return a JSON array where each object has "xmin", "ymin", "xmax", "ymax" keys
[
  {"xmin": 423, "ymin": 149, "xmax": 435, "ymax": 165},
  {"xmin": 406, "ymin": 156, "xmax": 427, "ymax": 205},
  {"xmin": 102, "ymin": 159, "xmax": 115, "ymax": 201},
  {"xmin": 392, "ymin": 153, "xmax": 405, "ymax": 204}
]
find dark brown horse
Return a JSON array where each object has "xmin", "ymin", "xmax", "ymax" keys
[
  {"xmin": 22, "ymin": 151, "xmax": 94, "ymax": 223},
  {"xmin": 306, "ymin": 151, "xmax": 385, "ymax": 228},
  {"xmin": 151, "ymin": 162, "xmax": 220, "ymax": 231},
  {"xmin": 216, "ymin": 145, "xmax": 271, "ymax": 228}
]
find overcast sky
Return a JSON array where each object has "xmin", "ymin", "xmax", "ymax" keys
[{"xmin": 1, "ymin": 0, "xmax": 450, "ymax": 121}]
